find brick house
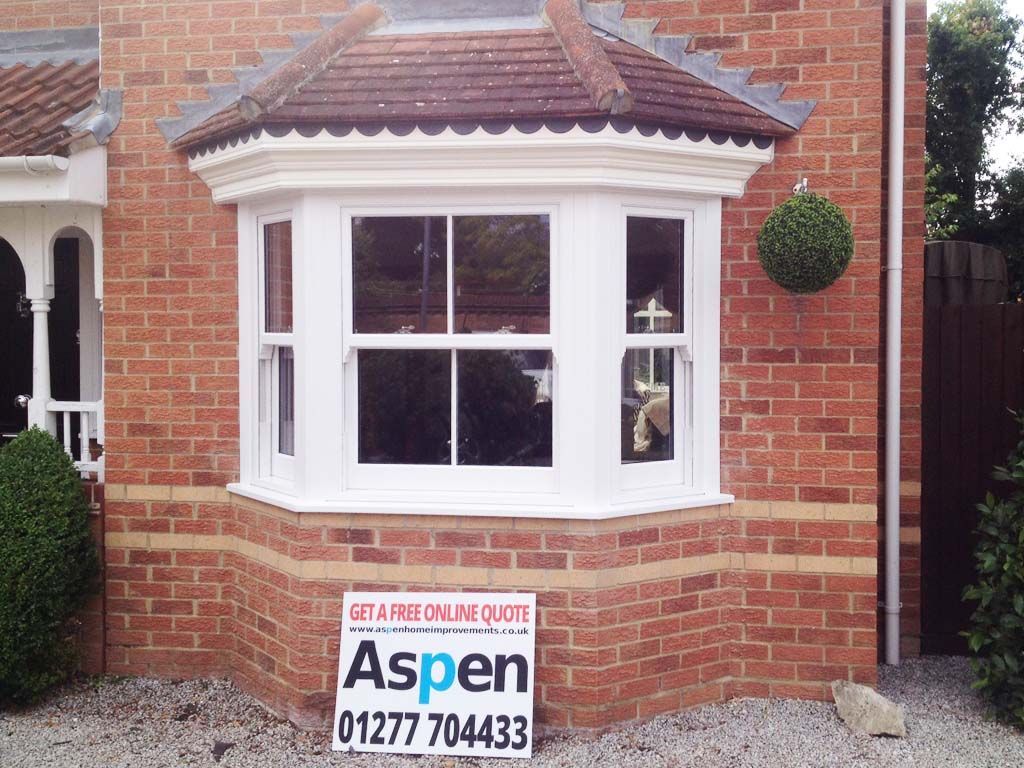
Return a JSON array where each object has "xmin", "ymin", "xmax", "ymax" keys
[{"xmin": 0, "ymin": 0, "xmax": 926, "ymax": 732}]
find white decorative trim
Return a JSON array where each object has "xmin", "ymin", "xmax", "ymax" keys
[{"xmin": 189, "ymin": 124, "xmax": 772, "ymax": 204}]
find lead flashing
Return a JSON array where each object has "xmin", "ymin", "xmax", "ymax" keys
[
  {"xmin": 0, "ymin": 26, "xmax": 99, "ymax": 67},
  {"xmin": 63, "ymin": 89, "xmax": 123, "ymax": 151}
]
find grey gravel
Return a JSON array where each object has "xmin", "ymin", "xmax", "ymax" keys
[{"xmin": 2, "ymin": 656, "xmax": 1022, "ymax": 767}]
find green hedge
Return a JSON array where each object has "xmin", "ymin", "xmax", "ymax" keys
[
  {"xmin": 964, "ymin": 414, "xmax": 1024, "ymax": 727},
  {"xmin": 757, "ymin": 192, "xmax": 854, "ymax": 293},
  {"xmin": 0, "ymin": 428, "xmax": 99, "ymax": 703}
]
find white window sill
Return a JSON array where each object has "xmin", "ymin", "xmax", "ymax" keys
[{"xmin": 226, "ymin": 482, "xmax": 734, "ymax": 520}]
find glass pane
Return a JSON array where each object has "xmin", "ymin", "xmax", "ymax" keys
[
  {"xmin": 626, "ymin": 216, "xmax": 683, "ymax": 334},
  {"xmin": 621, "ymin": 348, "xmax": 674, "ymax": 464},
  {"xmin": 453, "ymin": 215, "xmax": 550, "ymax": 334},
  {"xmin": 457, "ymin": 350, "xmax": 553, "ymax": 467},
  {"xmin": 264, "ymin": 220, "xmax": 293, "ymax": 333},
  {"xmin": 358, "ymin": 350, "xmax": 451, "ymax": 464},
  {"xmin": 353, "ymin": 216, "xmax": 447, "ymax": 334},
  {"xmin": 278, "ymin": 347, "xmax": 295, "ymax": 457}
]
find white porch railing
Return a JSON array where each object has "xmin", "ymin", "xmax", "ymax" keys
[{"xmin": 45, "ymin": 400, "xmax": 104, "ymax": 480}]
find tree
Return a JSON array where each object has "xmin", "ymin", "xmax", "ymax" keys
[
  {"xmin": 981, "ymin": 162, "xmax": 1024, "ymax": 297},
  {"xmin": 925, "ymin": 154, "xmax": 960, "ymax": 240},
  {"xmin": 927, "ymin": 0, "xmax": 1022, "ymax": 235}
]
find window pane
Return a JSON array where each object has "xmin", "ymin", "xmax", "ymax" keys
[
  {"xmin": 358, "ymin": 350, "xmax": 451, "ymax": 464},
  {"xmin": 622, "ymin": 348, "xmax": 674, "ymax": 464},
  {"xmin": 626, "ymin": 217, "xmax": 683, "ymax": 334},
  {"xmin": 264, "ymin": 220, "xmax": 293, "ymax": 333},
  {"xmin": 457, "ymin": 350, "xmax": 553, "ymax": 467},
  {"xmin": 278, "ymin": 347, "xmax": 295, "ymax": 456},
  {"xmin": 353, "ymin": 216, "xmax": 447, "ymax": 334},
  {"xmin": 454, "ymin": 215, "xmax": 550, "ymax": 334}
]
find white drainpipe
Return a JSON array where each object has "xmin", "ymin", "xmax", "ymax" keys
[{"xmin": 884, "ymin": 0, "xmax": 906, "ymax": 666}]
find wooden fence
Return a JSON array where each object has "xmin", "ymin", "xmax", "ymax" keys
[{"xmin": 920, "ymin": 303, "xmax": 1024, "ymax": 653}]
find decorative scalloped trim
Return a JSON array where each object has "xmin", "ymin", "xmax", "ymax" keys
[
  {"xmin": 187, "ymin": 118, "xmax": 774, "ymax": 159},
  {"xmin": 580, "ymin": 1, "xmax": 814, "ymax": 130}
]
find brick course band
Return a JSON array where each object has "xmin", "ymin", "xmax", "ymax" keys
[{"xmin": 103, "ymin": 487, "xmax": 878, "ymax": 729}]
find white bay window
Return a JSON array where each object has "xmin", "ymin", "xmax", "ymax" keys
[{"xmin": 194, "ymin": 125, "xmax": 772, "ymax": 517}]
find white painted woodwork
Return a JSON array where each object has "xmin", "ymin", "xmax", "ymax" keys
[
  {"xmin": 206, "ymin": 125, "xmax": 768, "ymax": 518},
  {"xmin": 0, "ymin": 145, "xmax": 107, "ymax": 206}
]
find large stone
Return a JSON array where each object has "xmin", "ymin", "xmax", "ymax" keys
[{"xmin": 831, "ymin": 680, "xmax": 907, "ymax": 738}]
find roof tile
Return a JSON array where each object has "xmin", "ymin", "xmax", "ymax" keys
[
  {"xmin": 0, "ymin": 59, "xmax": 100, "ymax": 157},
  {"xmin": 176, "ymin": 12, "xmax": 794, "ymax": 151}
]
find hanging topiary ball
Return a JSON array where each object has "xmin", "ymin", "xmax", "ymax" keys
[{"xmin": 756, "ymin": 192, "xmax": 854, "ymax": 293}]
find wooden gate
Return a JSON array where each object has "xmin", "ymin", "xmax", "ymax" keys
[{"xmin": 920, "ymin": 303, "xmax": 1024, "ymax": 653}]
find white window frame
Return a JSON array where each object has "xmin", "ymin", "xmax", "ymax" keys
[
  {"xmin": 211, "ymin": 124, "xmax": 766, "ymax": 518},
  {"xmin": 254, "ymin": 209, "xmax": 295, "ymax": 488},
  {"xmin": 341, "ymin": 203, "xmax": 560, "ymax": 495},
  {"xmin": 618, "ymin": 207, "xmax": 694, "ymax": 492}
]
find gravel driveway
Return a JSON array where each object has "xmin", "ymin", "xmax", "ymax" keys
[{"xmin": 2, "ymin": 656, "xmax": 1022, "ymax": 767}]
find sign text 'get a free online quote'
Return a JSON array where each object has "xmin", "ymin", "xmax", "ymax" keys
[{"xmin": 332, "ymin": 592, "xmax": 537, "ymax": 758}]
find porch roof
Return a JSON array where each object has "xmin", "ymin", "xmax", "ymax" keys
[
  {"xmin": 0, "ymin": 60, "xmax": 100, "ymax": 157},
  {"xmin": 0, "ymin": 25, "xmax": 121, "ymax": 160}
]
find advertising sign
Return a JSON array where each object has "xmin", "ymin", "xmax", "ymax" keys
[{"xmin": 332, "ymin": 592, "xmax": 537, "ymax": 758}]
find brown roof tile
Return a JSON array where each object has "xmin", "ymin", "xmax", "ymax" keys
[
  {"xmin": 176, "ymin": 5, "xmax": 794, "ymax": 152},
  {"xmin": 0, "ymin": 59, "xmax": 99, "ymax": 157}
]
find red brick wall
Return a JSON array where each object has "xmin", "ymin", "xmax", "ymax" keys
[
  {"xmin": 103, "ymin": 494, "xmax": 877, "ymax": 729},
  {"xmin": 85, "ymin": 0, "xmax": 922, "ymax": 731},
  {"xmin": 0, "ymin": 0, "xmax": 97, "ymax": 30},
  {"xmin": 95, "ymin": 1, "xmax": 896, "ymax": 502},
  {"xmin": 99, "ymin": 0, "xmax": 346, "ymax": 488}
]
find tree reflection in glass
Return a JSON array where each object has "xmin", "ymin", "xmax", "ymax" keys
[
  {"xmin": 454, "ymin": 215, "xmax": 550, "ymax": 334},
  {"xmin": 358, "ymin": 350, "xmax": 451, "ymax": 464},
  {"xmin": 458, "ymin": 350, "xmax": 552, "ymax": 466},
  {"xmin": 353, "ymin": 217, "xmax": 448, "ymax": 333}
]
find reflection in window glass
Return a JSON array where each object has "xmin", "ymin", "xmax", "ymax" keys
[
  {"xmin": 453, "ymin": 215, "xmax": 550, "ymax": 334},
  {"xmin": 621, "ymin": 348, "xmax": 673, "ymax": 463},
  {"xmin": 457, "ymin": 350, "xmax": 553, "ymax": 466},
  {"xmin": 358, "ymin": 350, "xmax": 451, "ymax": 464},
  {"xmin": 264, "ymin": 221, "xmax": 293, "ymax": 333},
  {"xmin": 278, "ymin": 347, "xmax": 295, "ymax": 456},
  {"xmin": 353, "ymin": 217, "xmax": 447, "ymax": 334},
  {"xmin": 626, "ymin": 217, "xmax": 683, "ymax": 334}
]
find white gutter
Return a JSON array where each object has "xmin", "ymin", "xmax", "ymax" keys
[
  {"xmin": 884, "ymin": 0, "xmax": 906, "ymax": 666},
  {"xmin": 0, "ymin": 155, "xmax": 70, "ymax": 174}
]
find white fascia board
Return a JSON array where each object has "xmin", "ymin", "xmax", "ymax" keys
[
  {"xmin": 0, "ymin": 145, "xmax": 107, "ymax": 206},
  {"xmin": 189, "ymin": 125, "xmax": 774, "ymax": 203}
]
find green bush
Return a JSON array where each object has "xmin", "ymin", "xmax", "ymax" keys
[
  {"xmin": 756, "ymin": 192, "xmax": 855, "ymax": 293},
  {"xmin": 963, "ymin": 414, "xmax": 1024, "ymax": 726},
  {"xmin": 0, "ymin": 427, "xmax": 99, "ymax": 703}
]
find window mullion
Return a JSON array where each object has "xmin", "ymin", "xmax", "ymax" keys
[
  {"xmin": 450, "ymin": 349, "xmax": 457, "ymax": 467},
  {"xmin": 447, "ymin": 214, "xmax": 454, "ymax": 336}
]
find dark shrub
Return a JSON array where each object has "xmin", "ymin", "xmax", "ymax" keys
[
  {"xmin": 964, "ymin": 414, "xmax": 1024, "ymax": 727},
  {"xmin": 0, "ymin": 427, "xmax": 99, "ymax": 703}
]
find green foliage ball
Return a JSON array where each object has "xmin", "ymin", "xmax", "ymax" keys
[
  {"xmin": 757, "ymin": 193, "xmax": 855, "ymax": 293},
  {"xmin": 964, "ymin": 414, "xmax": 1024, "ymax": 727},
  {"xmin": 0, "ymin": 428, "xmax": 99, "ymax": 703}
]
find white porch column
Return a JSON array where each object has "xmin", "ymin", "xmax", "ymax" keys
[{"xmin": 27, "ymin": 298, "xmax": 54, "ymax": 432}]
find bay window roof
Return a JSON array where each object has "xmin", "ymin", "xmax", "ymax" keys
[{"xmin": 169, "ymin": 0, "xmax": 812, "ymax": 156}]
